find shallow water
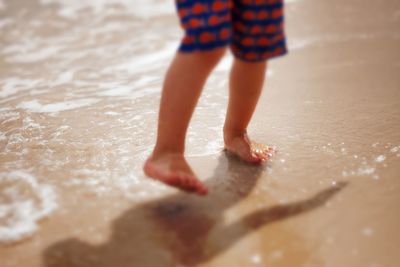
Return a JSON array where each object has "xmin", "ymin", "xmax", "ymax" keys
[{"xmin": 1, "ymin": 0, "xmax": 400, "ymax": 266}]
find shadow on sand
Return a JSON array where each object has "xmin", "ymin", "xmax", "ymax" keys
[{"xmin": 43, "ymin": 154, "xmax": 347, "ymax": 267}]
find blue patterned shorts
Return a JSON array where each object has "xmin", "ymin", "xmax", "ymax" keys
[{"xmin": 175, "ymin": 0, "xmax": 288, "ymax": 62}]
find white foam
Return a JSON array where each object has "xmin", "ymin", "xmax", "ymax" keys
[
  {"xmin": 0, "ymin": 78, "xmax": 42, "ymax": 98},
  {"xmin": 52, "ymin": 71, "xmax": 74, "ymax": 86},
  {"xmin": 97, "ymin": 85, "xmax": 133, "ymax": 97},
  {"xmin": 130, "ymin": 87, "xmax": 160, "ymax": 99},
  {"xmin": 104, "ymin": 111, "xmax": 120, "ymax": 116},
  {"xmin": 132, "ymin": 75, "xmax": 160, "ymax": 88},
  {"xmin": 130, "ymin": 0, "xmax": 175, "ymax": 18},
  {"xmin": 16, "ymin": 98, "xmax": 100, "ymax": 113},
  {"xmin": 23, "ymin": 116, "xmax": 43, "ymax": 129},
  {"xmin": 286, "ymin": 0, "xmax": 300, "ymax": 3},
  {"xmin": 342, "ymin": 165, "xmax": 376, "ymax": 177},
  {"xmin": 0, "ymin": 132, "xmax": 6, "ymax": 141},
  {"xmin": 0, "ymin": 110, "xmax": 20, "ymax": 124},
  {"xmin": 390, "ymin": 146, "xmax": 399, "ymax": 153},
  {"xmin": 5, "ymin": 45, "xmax": 62, "ymax": 63},
  {"xmin": 40, "ymin": 0, "xmax": 174, "ymax": 19},
  {"xmin": 375, "ymin": 155, "xmax": 386, "ymax": 163},
  {"xmin": 110, "ymin": 41, "xmax": 177, "ymax": 75},
  {"xmin": 0, "ymin": 171, "xmax": 58, "ymax": 243},
  {"xmin": 187, "ymin": 138, "xmax": 223, "ymax": 157}
]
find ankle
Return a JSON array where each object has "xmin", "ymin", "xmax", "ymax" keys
[
  {"xmin": 150, "ymin": 146, "xmax": 184, "ymax": 159},
  {"xmin": 223, "ymin": 127, "xmax": 247, "ymax": 142}
]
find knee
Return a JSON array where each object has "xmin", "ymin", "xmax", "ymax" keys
[
  {"xmin": 196, "ymin": 46, "xmax": 228, "ymax": 67},
  {"xmin": 179, "ymin": 46, "xmax": 228, "ymax": 68}
]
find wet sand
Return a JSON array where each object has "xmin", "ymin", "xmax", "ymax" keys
[{"xmin": 1, "ymin": 0, "xmax": 400, "ymax": 266}]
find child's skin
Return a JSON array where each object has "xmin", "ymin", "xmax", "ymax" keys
[{"xmin": 143, "ymin": 46, "xmax": 274, "ymax": 195}]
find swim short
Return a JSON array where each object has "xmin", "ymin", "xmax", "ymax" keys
[{"xmin": 175, "ymin": 0, "xmax": 288, "ymax": 62}]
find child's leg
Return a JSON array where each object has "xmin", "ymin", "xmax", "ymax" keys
[
  {"xmin": 144, "ymin": 47, "xmax": 226, "ymax": 195},
  {"xmin": 223, "ymin": 59, "xmax": 273, "ymax": 163},
  {"xmin": 222, "ymin": 0, "xmax": 288, "ymax": 163},
  {"xmin": 144, "ymin": 0, "xmax": 233, "ymax": 195}
]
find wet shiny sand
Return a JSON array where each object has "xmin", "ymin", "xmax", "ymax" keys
[{"xmin": 1, "ymin": 0, "xmax": 400, "ymax": 266}]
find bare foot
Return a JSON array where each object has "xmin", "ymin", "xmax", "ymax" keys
[
  {"xmin": 143, "ymin": 153, "xmax": 208, "ymax": 195},
  {"xmin": 224, "ymin": 132, "xmax": 276, "ymax": 164}
]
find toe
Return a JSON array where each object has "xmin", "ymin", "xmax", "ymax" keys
[
  {"xmin": 232, "ymin": 148, "xmax": 261, "ymax": 164},
  {"xmin": 257, "ymin": 145, "xmax": 275, "ymax": 160},
  {"xmin": 252, "ymin": 148, "xmax": 267, "ymax": 159},
  {"xmin": 266, "ymin": 145, "xmax": 277, "ymax": 154},
  {"xmin": 256, "ymin": 152, "xmax": 269, "ymax": 161},
  {"xmin": 170, "ymin": 174, "xmax": 195, "ymax": 192},
  {"xmin": 261, "ymin": 150, "xmax": 272, "ymax": 160},
  {"xmin": 181, "ymin": 175, "xmax": 199, "ymax": 192},
  {"xmin": 184, "ymin": 175, "xmax": 208, "ymax": 195},
  {"xmin": 196, "ymin": 182, "xmax": 208, "ymax": 195},
  {"xmin": 248, "ymin": 152, "xmax": 263, "ymax": 164},
  {"xmin": 167, "ymin": 173, "xmax": 208, "ymax": 195}
]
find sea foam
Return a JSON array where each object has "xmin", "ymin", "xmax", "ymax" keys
[{"xmin": 0, "ymin": 171, "xmax": 57, "ymax": 243}]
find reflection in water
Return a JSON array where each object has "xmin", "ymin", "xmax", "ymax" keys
[{"xmin": 43, "ymin": 155, "xmax": 347, "ymax": 267}]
